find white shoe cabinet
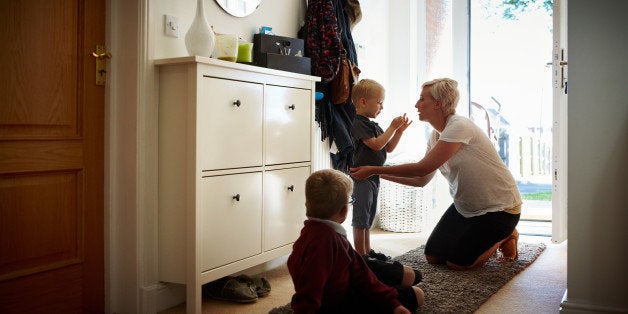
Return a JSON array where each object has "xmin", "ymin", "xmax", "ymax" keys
[{"xmin": 155, "ymin": 57, "xmax": 319, "ymax": 313}]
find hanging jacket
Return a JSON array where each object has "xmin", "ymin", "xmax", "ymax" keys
[
  {"xmin": 302, "ymin": 0, "xmax": 360, "ymax": 173},
  {"xmin": 303, "ymin": 0, "xmax": 342, "ymax": 83}
]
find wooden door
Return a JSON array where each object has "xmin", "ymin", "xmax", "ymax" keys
[{"xmin": 0, "ymin": 1, "xmax": 105, "ymax": 313}]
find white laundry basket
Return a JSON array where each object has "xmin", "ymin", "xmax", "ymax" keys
[{"xmin": 378, "ymin": 179, "xmax": 427, "ymax": 233}]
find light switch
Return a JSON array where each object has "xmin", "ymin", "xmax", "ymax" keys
[{"xmin": 164, "ymin": 14, "xmax": 179, "ymax": 38}]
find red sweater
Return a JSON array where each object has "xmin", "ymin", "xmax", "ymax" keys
[{"xmin": 287, "ymin": 220, "xmax": 401, "ymax": 313}]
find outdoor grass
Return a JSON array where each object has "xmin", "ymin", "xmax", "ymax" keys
[{"xmin": 521, "ymin": 191, "xmax": 552, "ymax": 201}]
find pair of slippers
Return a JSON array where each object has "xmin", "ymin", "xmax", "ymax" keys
[{"xmin": 203, "ymin": 275, "xmax": 271, "ymax": 303}]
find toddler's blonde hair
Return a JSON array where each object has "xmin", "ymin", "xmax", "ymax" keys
[{"xmin": 351, "ymin": 79, "xmax": 385, "ymax": 105}]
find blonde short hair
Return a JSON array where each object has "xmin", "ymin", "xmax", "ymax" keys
[
  {"xmin": 422, "ymin": 78, "xmax": 459, "ymax": 115},
  {"xmin": 351, "ymin": 79, "xmax": 385, "ymax": 105},
  {"xmin": 305, "ymin": 169, "xmax": 353, "ymax": 219}
]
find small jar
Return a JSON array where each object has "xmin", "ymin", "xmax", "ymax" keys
[
  {"xmin": 237, "ymin": 42, "xmax": 254, "ymax": 63},
  {"xmin": 215, "ymin": 34, "xmax": 238, "ymax": 62}
]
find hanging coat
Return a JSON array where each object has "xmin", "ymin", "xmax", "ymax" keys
[{"xmin": 302, "ymin": 0, "xmax": 361, "ymax": 174}]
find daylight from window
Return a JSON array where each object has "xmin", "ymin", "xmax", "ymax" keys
[{"xmin": 470, "ymin": 0, "xmax": 553, "ymax": 233}]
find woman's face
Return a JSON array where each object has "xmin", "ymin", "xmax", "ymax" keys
[{"xmin": 415, "ymin": 86, "xmax": 438, "ymax": 121}]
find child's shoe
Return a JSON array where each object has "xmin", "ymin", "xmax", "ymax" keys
[{"xmin": 368, "ymin": 249, "xmax": 391, "ymax": 261}]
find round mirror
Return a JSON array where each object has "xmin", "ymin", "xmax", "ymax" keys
[{"xmin": 215, "ymin": 0, "xmax": 262, "ymax": 18}]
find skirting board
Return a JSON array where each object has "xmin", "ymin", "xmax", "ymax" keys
[
  {"xmin": 150, "ymin": 282, "xmax": 186, "ymax": 313},
  {"xmin": 560, "ymin": 289, "xmax": 628, "ymax": 313}
]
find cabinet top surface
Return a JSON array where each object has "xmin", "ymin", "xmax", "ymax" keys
[{"xmin": 154, "ymin": 56, "xmax": 321, "ymax": 82}]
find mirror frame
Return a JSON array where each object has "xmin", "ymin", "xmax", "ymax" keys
[{"xmin": 215, "ymin": 0, "xmax": 262, "ymax": 18}]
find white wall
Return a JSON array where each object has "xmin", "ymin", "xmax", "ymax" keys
[
  {"xmin": 152, "ymin": 0, "xmax": 305, "ymax": 59},
  {"xmin": 561, "ymin": 0, "xmax": 628, "ymax": 312}
]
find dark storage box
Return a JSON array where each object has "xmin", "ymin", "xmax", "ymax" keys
[
  {"xmin": 256, "ymin": 53, "xmax": 311, "ymax": 75},
  {"xmin": 253, "ymin": 34, "xmax": 305, "ymax": 57},
  {"xmin": 253, "ymin": 34, "xmax": 310, "ymax": 75}
]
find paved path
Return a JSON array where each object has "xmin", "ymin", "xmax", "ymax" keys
[{"xmin": 522, "ymin": 200, "xmax": 551, "ymax": 220}]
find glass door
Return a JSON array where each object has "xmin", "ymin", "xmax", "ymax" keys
[{"xmin": 470, "ymin": 0, "xmax": 554, "ymax": 236}]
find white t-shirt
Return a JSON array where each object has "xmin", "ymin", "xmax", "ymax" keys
[{"xmin": 427, "ymin": 115, "xmax": 522, "ymax": 217}]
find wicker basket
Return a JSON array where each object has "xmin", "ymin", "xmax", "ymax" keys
[{"xmin": 378, "ymin": 179, "xmax": 426, "ymax": 233}]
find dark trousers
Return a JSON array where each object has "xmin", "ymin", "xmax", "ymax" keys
[
  {"xmin": 424, "ymin": 204, "xmax": 520, "ymax": 266},
  {"xmin": 331, "ymin": 258, "xmax": 420, "ymax": 313}
]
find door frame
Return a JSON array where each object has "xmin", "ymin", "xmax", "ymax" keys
[
  {"xmin": 106, "ymin": 0, "xmax": 164, "ymax": 312},
  {"xmin": 551, "ymin": 0, "xmax": 568, "ymax": 244}
]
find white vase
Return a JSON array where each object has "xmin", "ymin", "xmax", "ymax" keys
[{"xmin": 185, "ymin": 0, "xmax": 215, "ymax": 57}]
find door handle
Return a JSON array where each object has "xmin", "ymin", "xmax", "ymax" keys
[{"xmin": 92, "ymin": 45, "xmax": 112, "ymax": 85}]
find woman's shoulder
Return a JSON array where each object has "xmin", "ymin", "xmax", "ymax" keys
[
  {"xmin": 443, "ymin": 115, "xmax": 474, "ymax": 131},
  {"xmin": 448, "ymin": 115, "xmax": 485, "ymax": 133},
  {"xmin": 447, "ymin": 114, "xmax": 473, "ymax": 125}
]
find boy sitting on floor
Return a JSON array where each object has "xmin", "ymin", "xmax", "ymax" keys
[{"xmin": 287, "ymin": 169, "xmax": 425, "ymax": 313}]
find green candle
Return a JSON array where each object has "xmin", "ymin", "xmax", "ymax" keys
[{"xmin": 237, "ymin": 42, "xmax": 254, "ymax": 63}]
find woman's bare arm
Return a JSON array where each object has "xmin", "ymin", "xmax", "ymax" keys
[
  {"xmin": 380, "ymin": 171, "xmax": 436, "ymax": 187},
  {"xmin": 350, "ymin": 140, "xmax": 462, "ymax": 180}
]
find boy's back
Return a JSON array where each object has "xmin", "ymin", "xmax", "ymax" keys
[
  {"xmin": 287, "ymin": 169, "xmax": 422, "ymax": 313},
  {"xmin": 288, "ymin": 219, "xmax": 399, "ymax": 312}
]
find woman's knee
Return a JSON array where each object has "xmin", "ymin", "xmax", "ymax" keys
[
  {"xmin": 446, "ymin": 242, "xmax": 501, "ymax": 270},
  {"xmin": 425, "ymin": 254, "xmax": 443, "ymax": 264},
  {"xmin": 446, "ymin": 260, "xmax": 475, "ymax": 271}
]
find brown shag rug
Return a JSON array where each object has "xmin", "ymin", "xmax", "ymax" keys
[{"xmin": 269, "ymin": 242, "xmax": 546, "ymax": 313}]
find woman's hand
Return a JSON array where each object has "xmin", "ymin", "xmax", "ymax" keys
[{"xmin": 349, "ymin": 166, "xmax": 374, "ymax": 180}]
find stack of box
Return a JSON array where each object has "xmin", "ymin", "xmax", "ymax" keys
[{"xmin": 253, "ymin": 34, "xmax": 311, "ymax": 75}]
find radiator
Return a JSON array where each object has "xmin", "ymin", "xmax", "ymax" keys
[{"xmin": 311, "ymin": 125, "xmax": 332, "ymax": 171}]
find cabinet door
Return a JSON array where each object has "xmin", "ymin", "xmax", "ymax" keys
[
  {"xmin": 264, "ymin": 85, "xmax": 311, "ymax": 165},
  {"xmin": 200, "ymin": 172, "xmax": 262, "ymax": 271},
  {"xmin": 263, "ymin": 167, "xmax": 309, "ymax": 250},
  {"xmin": 198, "ymin": 77, "xmax": 263, "ymax": 170}
]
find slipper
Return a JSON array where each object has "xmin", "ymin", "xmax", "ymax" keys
[
  {"xmin": 202, "ymin": 276, "xmax": 258, "ymax": 303},
  {"xmin": 235, "ymin": 274, "xmax": 271, "ymax": 297}
]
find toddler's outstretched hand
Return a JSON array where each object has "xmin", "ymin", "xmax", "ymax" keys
[
  {"xmin": 390, "ymin": 115, "xmax": 406, "ymax": 129},
  {"xmin": 397, "ymin": 113, "xmax": 413, "ymax": 132},
  {"xmin": 390, "ymin": 113, "xmax": 412, "ymax": 131}
]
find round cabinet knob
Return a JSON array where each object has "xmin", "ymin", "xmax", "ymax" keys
[
  {"xmin": 232, "ymin": 194, "xmax": 240, "ymax": 201},
  {"xmin": 233, "ymin": 99, "xmax": 241, "ymax": 107},
  {"xmin": 287, "ymin": 185, "xmax": 294, "ymax": 192},
  {"xmin": 288, "ymin": 104, "xmax": 295, "ymax": 110}
]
